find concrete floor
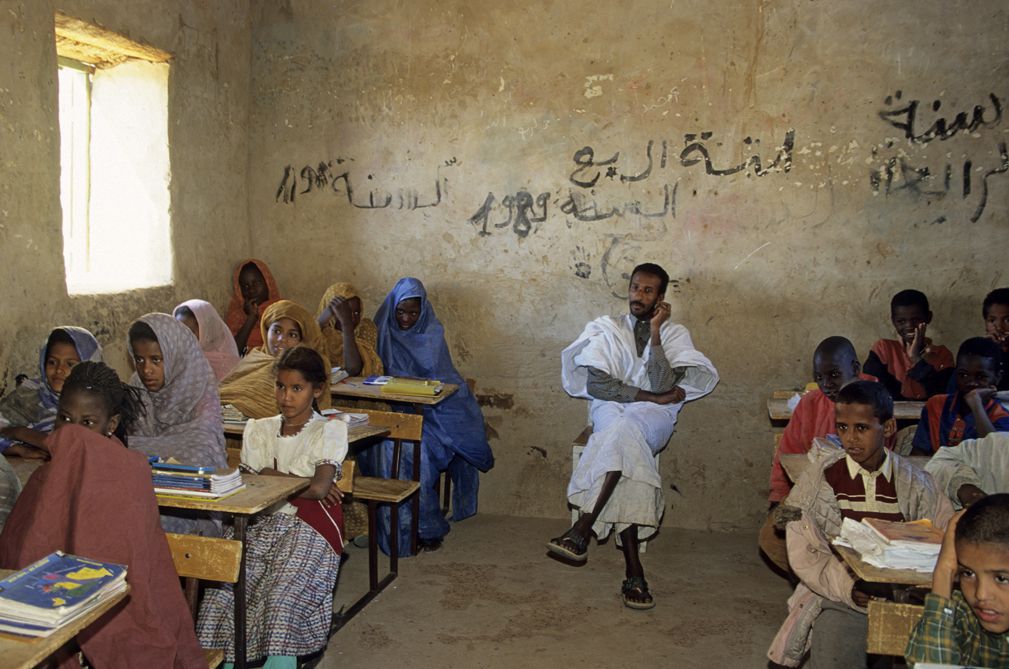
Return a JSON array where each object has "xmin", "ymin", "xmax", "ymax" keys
[{"xmin": 325, "ymin": 515, "xmax": 792, "ymax": 669}]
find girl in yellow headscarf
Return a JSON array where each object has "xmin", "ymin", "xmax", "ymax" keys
[
  {"xmin": 315, "ymin": 283, "xmax": 383, "ymax": 377},
  {"xmin": 219, "ymin": 300, "xmax": 332, "ymax": 418}
]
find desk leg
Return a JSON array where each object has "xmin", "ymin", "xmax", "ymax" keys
[{"xmin": 234, "ymin": 516, "xmax": 248, "ymax": 669}]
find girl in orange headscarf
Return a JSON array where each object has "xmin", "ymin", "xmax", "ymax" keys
[
  {"xmin": 315, "ymin": 282, "xmax": 383, "ymax": 377},
  {"xmin": 225, "ymin": 259, "xmax": 281, "ymax": 354},
  {"xmin": 220, "ymin": 300, "xmax": 332, "ymax": 419}
]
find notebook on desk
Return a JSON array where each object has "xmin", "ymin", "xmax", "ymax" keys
[{"xmin": 381, "ymin": 378, "xmax": 444, "ymax": 397}]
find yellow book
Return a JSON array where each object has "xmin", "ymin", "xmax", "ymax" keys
[{"xmin": 381, "ymin": 378, "xmax": 444, "ymax": 397}]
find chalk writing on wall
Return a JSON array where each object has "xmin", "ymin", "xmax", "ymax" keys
[
  {"xmin": 871, "ymin": 91, "xmax": 1008, "ymax": 222},
  {"xmin": 468, "ymin": 129, "xmax": 795, "ymax": 239},
  {"xmin": 275, "ymin": 158, "xmax": 448, "ymax": 209}
]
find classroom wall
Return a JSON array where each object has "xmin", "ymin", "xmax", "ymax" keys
[
  {"xmin": 247, "ymin": 0, "xmax": 1009, "ymax": 530},
  {"xmin": 0, "ymin": 1, "xmax": 252, "ymax": 383}
]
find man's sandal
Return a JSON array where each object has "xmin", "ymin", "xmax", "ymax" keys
[
  {"xmin": 546, "ymin": 532, "xmax": 589, "ymax": 562},
  {"xmin": 621, "ymin": 576, "xmax": 655, "ymax": 610}
]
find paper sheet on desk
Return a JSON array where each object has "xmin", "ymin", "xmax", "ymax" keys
[
  {"xmin": 833, "ymin": 517, "xmax": 940, "ymax": 572},
  {"xmin": 786, "ymin": 393, "xmax": 802, "ymax": 412}
]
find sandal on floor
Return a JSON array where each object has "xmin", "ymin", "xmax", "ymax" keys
[
  {"xmin": 546, "ymin": 532, "xmax": 589, "ymax": 562},
  {"xmin": 621, "ymin": 576, "xmax": 655, "ymax": 610}
]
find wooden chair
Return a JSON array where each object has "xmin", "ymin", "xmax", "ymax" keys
[
  {"xmin": 866, "ymin": 599, "xmax": 924, "ymax": 656},
  {"xmin": 165, "ymin": 532, "xmax": 244, "ymax": 669}
]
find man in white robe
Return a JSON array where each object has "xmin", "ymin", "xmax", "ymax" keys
[{"xmin": 549, "ymin": 263, "xmax": 718, "ymax": 609}]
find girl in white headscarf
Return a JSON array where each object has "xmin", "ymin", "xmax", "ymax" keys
[{"xmin": 173, "ymin": 299, "xmax": 241, "ymax": 381}]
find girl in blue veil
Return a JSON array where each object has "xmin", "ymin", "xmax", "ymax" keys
[{"xmin": 361, "ymin": 278, "xmax": 493, "ymax": 554}]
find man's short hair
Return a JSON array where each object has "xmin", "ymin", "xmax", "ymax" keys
[
  {"xmin": 956, "ymin": 493, "xmax": 1009, "ymax": 549},
  {"xmin": 957, "ymin": 337, "xmax": 1003, "ymax": 365},
  {"xmin": 630, "ymin": 263, "xmax": 669, "ymax": 295},
  {"xmin": 983, "ymin": 288, "xmax": 1009, "ymax": 318},
  {"xmin": 835, "ymin": 380, "xmax": 894, "ymax": 423},
  {"xmin": 891, "ymin": 289, "xmax": 930, "ymax": 315}
]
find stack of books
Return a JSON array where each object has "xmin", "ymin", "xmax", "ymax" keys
[
  {"xmin": 331, "ymin": 367, "xmax": 349, "ymax": 385},
  {"xmin": 834, "ymin": 517, "xmax": 944, "ymax": 572},
  {"xmin": 221, "ymin": 404, "xmax": 245, "ymax": 424},
  {"xmin": 150, "ymin": 460, "xmax": 245, "ymax": 499},
  {"xmin": 0, "ymin": 551, "xmax": 128, "ymax": 637}
]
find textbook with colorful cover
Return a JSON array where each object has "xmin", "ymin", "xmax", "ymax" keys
[{"xmin": 0, "ymin": 551, "xmax": 128, "ymax": 637}]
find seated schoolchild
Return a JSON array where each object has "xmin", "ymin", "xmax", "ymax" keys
[
  {"xmin": 225, "ymin": 258, "xmax": 282, "ymax": 355},
  {"xmin": 925, "ymin": 432, "xmax": 1009, "ymax": 509},
  {"xmin": 863, "ymin": 289, "xmax": 954, "ymax": 400},
  {"xmin": 173, "ymin": 298, "xmax": 241, "ymax": 381},
  {"xmin": 0, "ymin": 361, "xmax": 204, "ymax": 667},
  {"xmin": 128, "ymin": 314, "xmax": 227, "ymax": 535},
  {"xmin": 220, "ymin": 300, "xmax": 332, "ymax": 418},
  {"xmin": 760, "ymin": 336, "xmax": 872, "ymax": 573},
  {"xmin": 913, "ymin": 337, "xmax": 1009, "ymax": 454},
  {"xmin": 0, "ymin": 326, "xmax": 101, "ymax": 458},
  {"xmin": 905, "ymin": 494, "xmax": 1009, "ymax": 667},
  {"xmin": 768, "ymin": 381, "xmax": 953, "ymax": 669},
  {"xmin": 983, "ymin": 287, "xmax": 1009, "ymax": 391},
  {"xmin": 315, "ymin": 282, "xmax": 383, "ymax": 377},
  {"xmin": 198, "ymin": 347, "xmax": 347, "ymax": 667},
  {"xmin": 360, "ymin": 277, "xmax": 493, "ymax": 555}
]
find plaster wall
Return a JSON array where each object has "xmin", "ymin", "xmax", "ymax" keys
[
  {"xmin": 0, "ymin": 0, "xmax": 252, "ymax": 382},
  {"xmin": 248, "ymin": 0, "xmax": 1009, "ymax": 530}
]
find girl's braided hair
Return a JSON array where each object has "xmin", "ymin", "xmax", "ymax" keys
[{"xmin": 61, "ymin": 361, "xmax": 146, "ymax": 446}]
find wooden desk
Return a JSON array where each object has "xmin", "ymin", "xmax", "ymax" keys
[
  {"xmin": 767, "ymin": 392, "xmax": 924, "ymax": 422},
  {"xmin": 158, "ymin": 474, "xmax": 308, "ymax": 669},
  {"xmin": 835, "ymin": 544, "xmax": 932, "ymax": 588},
  {"xmin": 0, "ymin": 568, "xmax": 130, "ymax": 669},
  {"xmin": 331, "ymin": 377, "xmax": 459, "ymax": 406},
  {"xmin": 223, "ymin": 421, "xmax": 391, "ymax": 445}
]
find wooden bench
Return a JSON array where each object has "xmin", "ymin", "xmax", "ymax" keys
[
  {"xmin": 333, "ymin": 475, "xmax": 420, "ymax": 630},
  {"xmin": 331, "ymin": 409, "xmax": 423, "ymax": 630},
  {"xmin": 866, "ymin": 599, "xmax": 924, "ymax": 656},
  {"xmin": 166, "ymin": 532, "xmax": 244, "ymax": 669}
]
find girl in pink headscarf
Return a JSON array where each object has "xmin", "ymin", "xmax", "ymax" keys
[{"xmin": 174, "ymin": 299, "xmax": 241, "ymax": 381}]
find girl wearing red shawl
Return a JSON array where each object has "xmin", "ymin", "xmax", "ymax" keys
[{"xmin": 226, "ymin": 259, "xmax": 281, "ymax": 354}]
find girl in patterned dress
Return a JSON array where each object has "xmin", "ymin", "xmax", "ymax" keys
[{"xmin": 198, "ymin": 346, "xmax": 347, "ymax": 668}]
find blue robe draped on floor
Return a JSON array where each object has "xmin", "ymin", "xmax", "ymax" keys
[{"xmin": 359, "ymin": 277, "xmax": 493, "ymax": 556}]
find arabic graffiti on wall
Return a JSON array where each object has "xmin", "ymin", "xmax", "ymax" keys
[
  {"xmin": 871, "ymin": 91, "xmax": 1008, "ymax": 222},
  {"xmin": 274, "ymin": 158, "xmax": 447, "ymax": 210},
  {"xmin": 467, "ymin": 128, "xmax": 795, "ymax": 239}
]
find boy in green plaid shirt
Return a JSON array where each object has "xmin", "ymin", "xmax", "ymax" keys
[{"xmin": 906, "ymin": 494, "xmax": 1009, "ymax": 666}]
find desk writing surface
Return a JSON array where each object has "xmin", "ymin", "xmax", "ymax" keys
[
  {"xmin": 0, "ymin": 569, "xmax": 130, "ymax": 669},
  {"xmin": 156, "ymin": 473, "xmax": 308, "ymax": 514},
  {"xmin": 835, "ymin": 544, "xmax": 932, "ymax": 587},
  {"xmin": 767, "ymin": 394, "xmax": 924, "ymax": 421},
  {"xmin": 224, "ymin": 422, "xmax": 390, "ymax": 443},
  {"xmin": 331, "ymin": 377, "xmax": 459, "ymax": 406}
]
